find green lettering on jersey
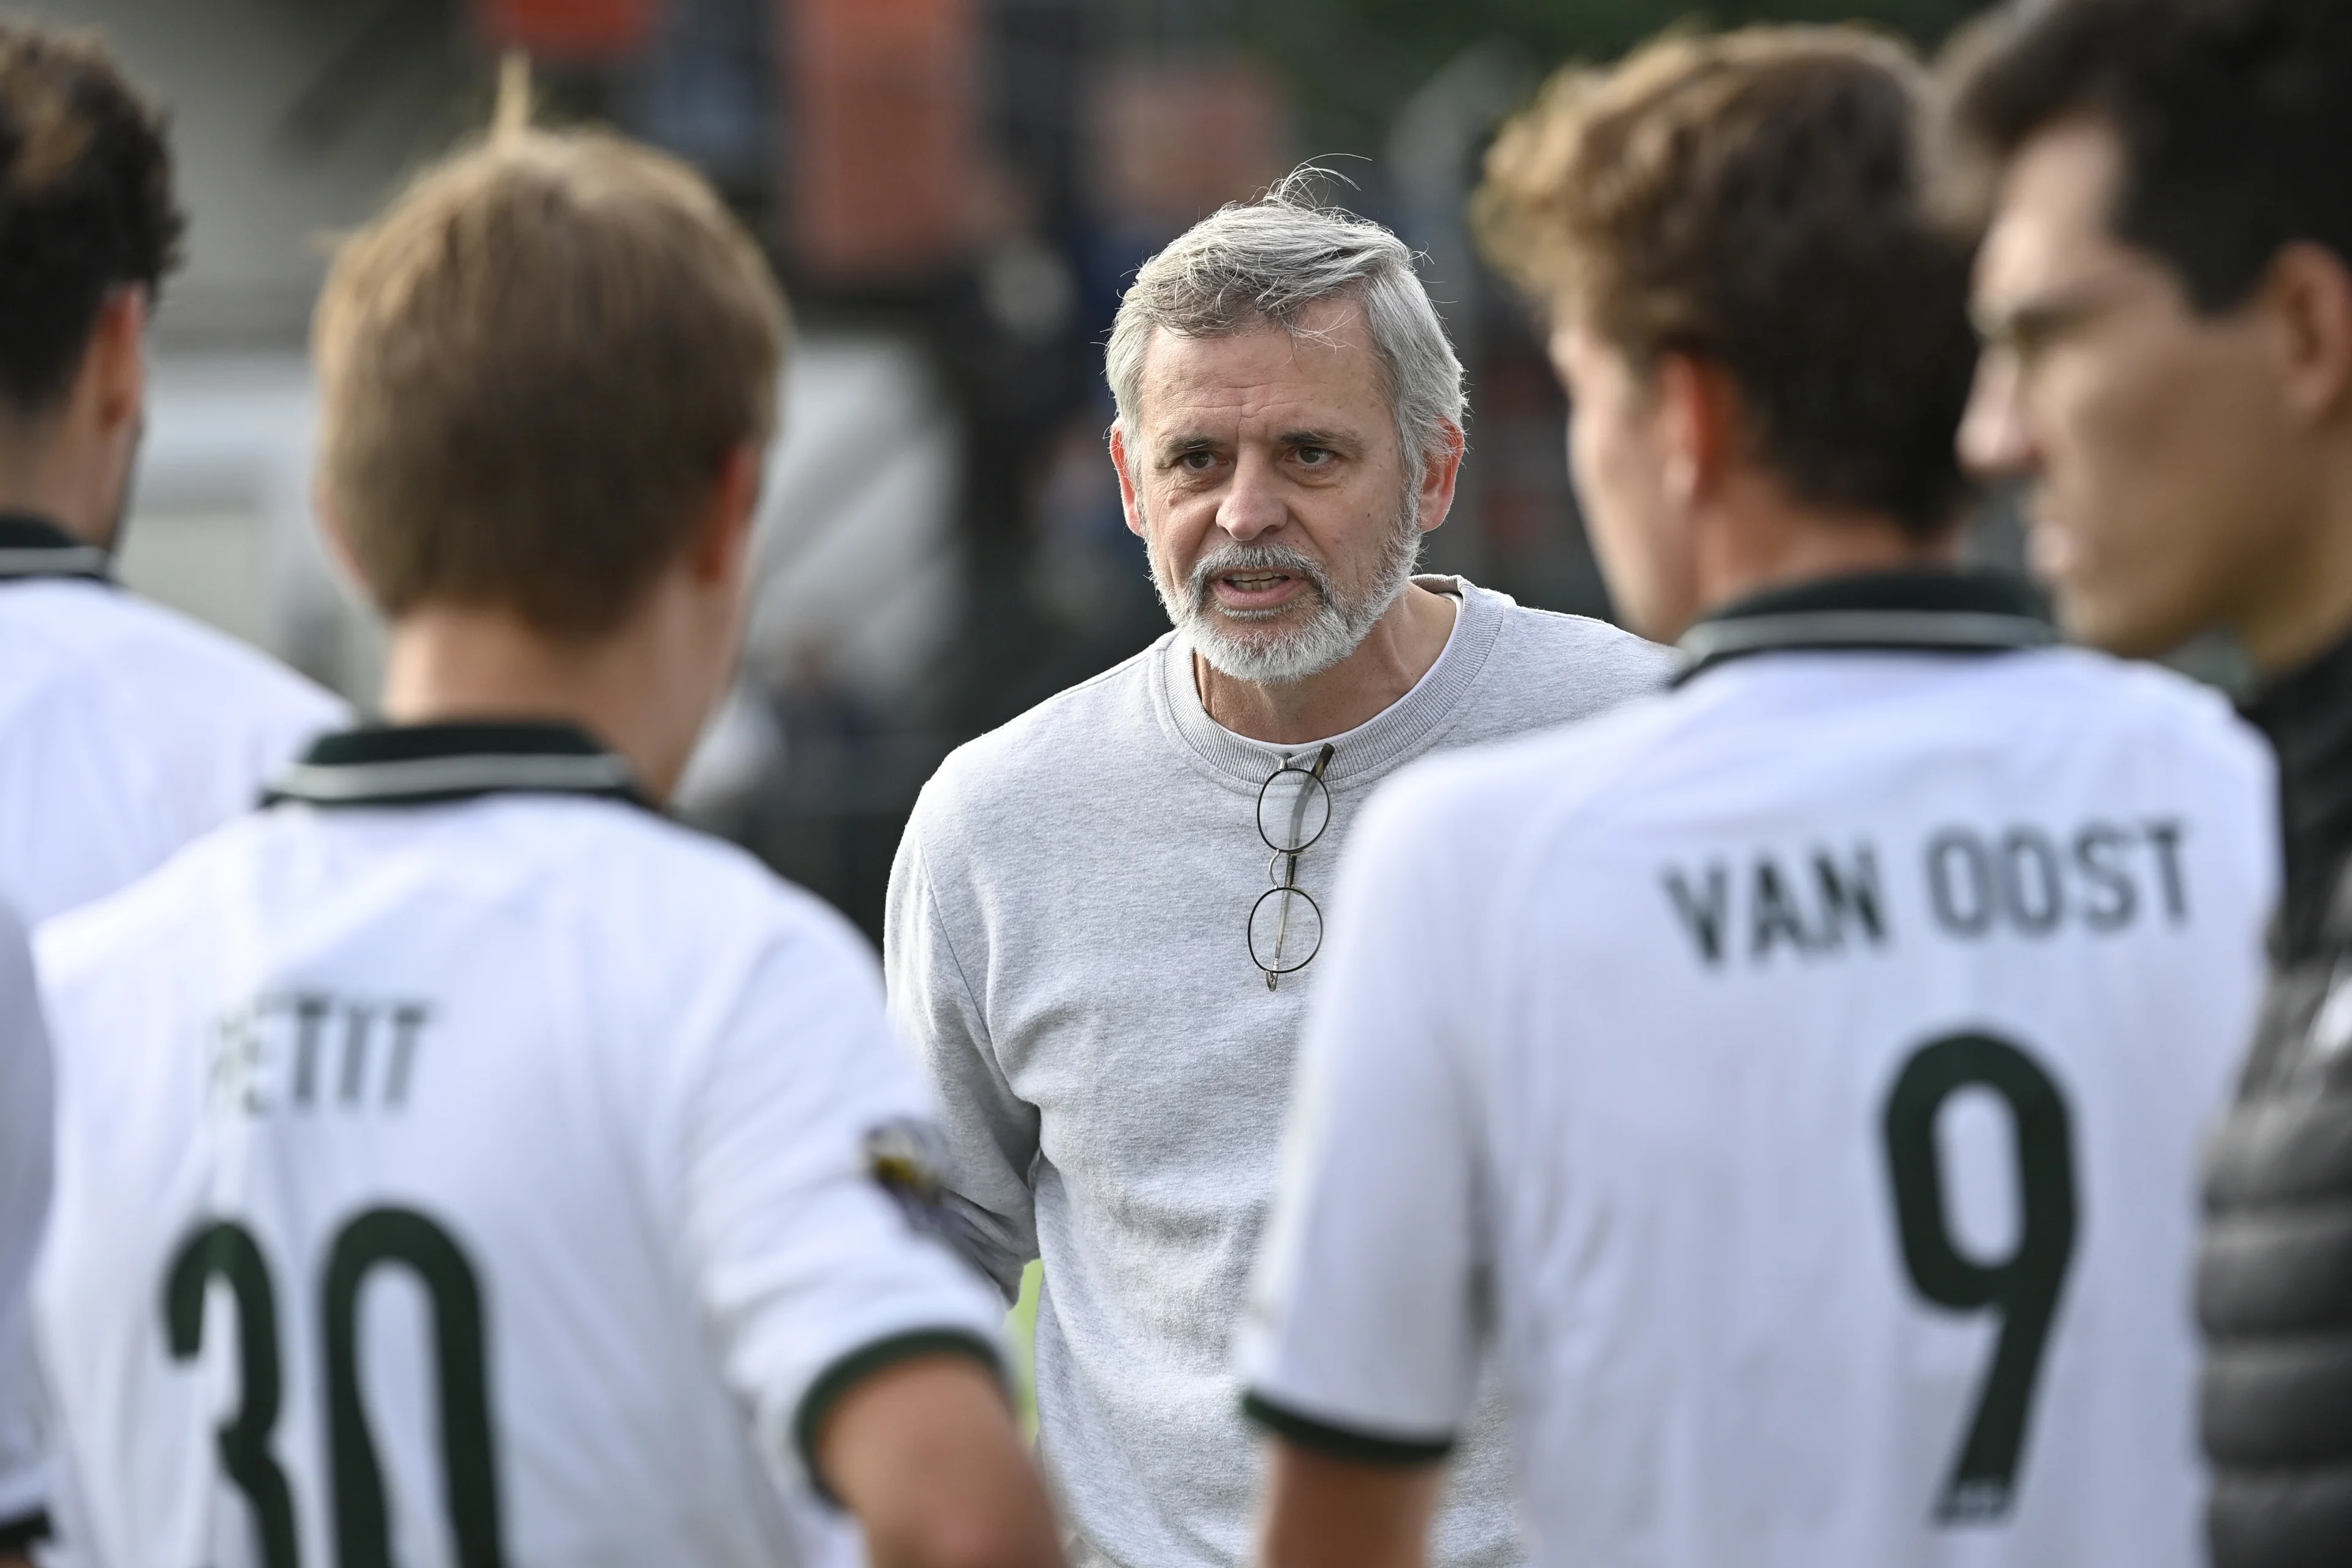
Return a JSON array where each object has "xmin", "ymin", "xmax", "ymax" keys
[
  {"xmin": 1664, "ymin": 864, "xmax": 1730, "ymax": 966},
  {"xmin": 165, "ymin": 1223, "xmax": 298, "ymax": 1568},
  {"xmin": 1883, "ymin": 1032, "xmax": 2078, "ymax": 1524},
  {"xmin": 159, "ymin": 1209, "xmax": 505, "ymax": 1566}
]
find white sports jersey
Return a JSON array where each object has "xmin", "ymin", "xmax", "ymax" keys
[
  {"xmin": 0, "ymin": 900, "xmax": 50, "ymax": 1550},
  {"xmin": 33, "ymin": 722, "xmax": 1006, "ymax": 1568},
  {"xmin": 1242, "ymin": 573, "xmax": 2279, "ymax": 1567},
  {"xmin": 0, "ymin": 515, "xmax": 347, "ymax": 924}
]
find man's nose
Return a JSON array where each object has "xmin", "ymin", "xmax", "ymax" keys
[
  {"xmin": 1958, "ymin": 351, "xmax": 2037, "ymax": 479},
  {"xmin": 1216, "ymin": 459, "xmax": 1288, "ymax": 543}
]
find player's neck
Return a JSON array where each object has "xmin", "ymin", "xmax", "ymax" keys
[
  {"xmin": 1689, "ymin": 477, "xmax": 1959, "ymax": 624},
  {"xmin": 2234, "ymin": 464, "xmax": 2352, "ymax": 677},
  {"xmin": 380, "ymin": 587, "xmax": 728, "ymax": 804},
  {"xmin": 0, "ymin": 415, "xmax": 127, "ymax": 549},
  {"xmin": 0, "ymin": 301, "xmax": 144, "ymax": 549}
]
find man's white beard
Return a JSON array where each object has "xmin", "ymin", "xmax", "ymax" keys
[{"xmin": 1148, "ymin": 497, "xmax": 1424, "ymax": 687}]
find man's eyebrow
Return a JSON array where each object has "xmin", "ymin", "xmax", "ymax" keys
[
  {"xmin": 1971, "ymin": 276, "xmax": 2138, "ymax": 348},
  {"xmin": 1156, "ymin": 434, "xmax": 1219, "ymax": 461},
  {"xmin": 1277, "ymin": 428, "xmax": 1356, "ymax": 452},
  {"xmin": 1973, "ymin": 295, "xmax": 2069, "ymax": 335}
]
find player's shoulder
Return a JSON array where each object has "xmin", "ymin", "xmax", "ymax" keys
[
  {"xmin": 484, "ymin": 795, "xmax": 876, "ymax": 973},
  {"xmin": 32, "ymin": 807, "xmax": 266, "ymax": 993},
  {"xmin": 907, "ymin": 635, "xmax": 1165, "ymax": 846},
  {"xmin": 484, "ymin": 806, "xmax": 890, "ymax": 1085},
  {"xmin": 1365, "ymin": 687, "xmax": 1694, "ymax": 862},
  {"xmin": 43, "ymin": 794, "xmax": 861, "ymax": 991},
  {"xmin": 1985, "ymin": 645, "xmax": 2271, "ymax": 773},
  {"xmin": 2011, "ymin": 642, "xmax": 2241, "ymax": 720},
  {"xmin": 0, "ymin": 581, "xmax": 345, "ymax": 734}
]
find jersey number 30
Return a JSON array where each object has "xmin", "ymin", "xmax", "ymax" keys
[
  {"xmin": 162, "ymin": 1208, "xmax": 502, "ymax": 1567},
  {"xmin": 1882, "ymin": 1031, "xmax": 2078, "ymax": 1527}
]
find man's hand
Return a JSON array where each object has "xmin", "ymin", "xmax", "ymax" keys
[
  {"xmin": 818, "ymin": 1354, "xmax": 1065, "ymax": 1568},
  {"xmin": 1257, "ymin": 1437, "xmax": 1446, "ymax": 1568}
]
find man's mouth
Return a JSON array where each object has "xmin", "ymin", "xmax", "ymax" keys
[{"xmin": 1210, "ymin": 570, "xmax": 1310, "ymax": 614}]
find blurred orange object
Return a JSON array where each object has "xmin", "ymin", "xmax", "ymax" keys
[
  {"xmin": 1090, "ymin": 61, "xmax": 1291, "ymax": 231},
  {"xmin": 790, "ymin": 0, "xmax": 977, "ymax": 282},
  {"xmin": 477, "ymin": 0, "xmax": 659, "ymax": 61}
]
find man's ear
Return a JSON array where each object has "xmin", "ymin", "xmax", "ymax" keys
[
  {"xmin": 1108, "ymin": 422, "xmax": 1147, "ymax": 540},
  {"xmin": 311, "ymin": 481, "xmax": 370, "ymax": 598},
  {"xmin": 1414, "ymin": 419, "xmax": 1468, "ymax": 534},
  {"xmin": 87, "ymin": 286, "xmax": 148, "ymax": 437},
  {"xmin": 688, "ymin": 440, "xmax": 764, "ymax": 586},
  {"xmin": 2267, "ymin": 241, "xmax": 2352, "ymax": 431},
  {"xmin": 1653, "ymin": 351, "xmax": 1744, "ymax": 508}
]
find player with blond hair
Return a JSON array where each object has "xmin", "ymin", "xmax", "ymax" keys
[{"xmin": 1243, "ymin": 28, "xmax": 2276, "ymax": 1567}]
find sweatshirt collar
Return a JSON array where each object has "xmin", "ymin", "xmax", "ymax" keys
[
  {"xmin": 0, "ymin": 514, "xmax": 111, "ymax": 584},
  {"xmin": 1155, "ymin": 575, "xmax": 1502, "ymax": 791},
  {"xmin": 1676, "ymin": 568, "xmax": 2054, "ymax": 684},
  {"xmin": 266, "ymin": 721, "xmax": 651, "ymax": 811}
]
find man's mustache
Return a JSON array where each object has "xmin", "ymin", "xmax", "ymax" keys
[{"xmin": 1187, "ymin": 545, "xmax": 1334, "ymax": 611}]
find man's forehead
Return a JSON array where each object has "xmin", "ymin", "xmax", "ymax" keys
[
  {"xmin": 1134, "ymin": 304, "xmax": 1384, "ymax": 434},
  {"xmin": 1977, "ymin": 118, "xmax": 2134, "ymax": 297},
  {"xmin": 1142, "ymin": 307, "xmax": 1371, "ymax": 377}
]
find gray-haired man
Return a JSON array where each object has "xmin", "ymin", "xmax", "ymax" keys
[{"xmin": 886, "ymin": 190, "xmax": 1673, "ymax": 1568}]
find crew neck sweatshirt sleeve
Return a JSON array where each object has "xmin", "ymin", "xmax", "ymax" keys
[
  {"xmin": 884, "ymin": 787, "xmax": 1041, "ymax": 1302},
  {"xmin": 1242, "ymin": 776, "xmax": 1487, "ymax": 1455}
]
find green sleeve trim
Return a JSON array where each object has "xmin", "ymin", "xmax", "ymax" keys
[
  {"xmin": 1242, "ymin": 1390, "xmax": 1455, "ymax": 1466},
  {"xmin": 0, "ymin": 1507, "xmax": 48, "ymax": 1552},
  {"xmin": 795, "ymin": 1328, "xmax": 1006, "ymax": 1505}
]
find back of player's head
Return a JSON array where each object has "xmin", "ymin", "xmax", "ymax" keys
[
  {"xmin": 1476, "ymin": 26, "xmax": 1976, "ymax": 540},
  {"xmin": 1945, "ymin": 0, "xmax": 2352, "ymax": 317},
  {"xmin": 0, "ymin": 23, "xmax": 181, "ymax": 423},
  {"xmin": 1105, "ymin": 178, "xmax": 1465, "ymax": 494},
  {"xmin": 314, "ymin": 128, "xmax": 788, "ymax": 641}
]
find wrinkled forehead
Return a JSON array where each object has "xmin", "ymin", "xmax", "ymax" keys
[{"xmin": 1129, "ymin": 299, "xmax": 1390, "ymax": 434}]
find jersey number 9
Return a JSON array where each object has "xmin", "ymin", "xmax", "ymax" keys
[{"xmin": 1882, "ymin": 1031, "xmax": 2079, "ymax": 1526}]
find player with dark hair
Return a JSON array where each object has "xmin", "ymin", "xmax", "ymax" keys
[
  {"xmin": 0, "ymin": 23, "xmax": 344, "ymax": 924},
  {"xmin": 1240, "ymin": 26, "xmax": 2277, "ymax": 1567},
  {"xmin": 1946, "ymin": 2, "xmax": 2352, "ymax": 1561},
  {"xmin": 0, "ymin": 30, "xmax": 306, "ymax": 1562},
  {"xmin": 32, "ymin": 123, "xmax": 1063, "ymax": 1568},
  {"xmin": 0, "ymin": 26, "xmax": 179, "ymax": 415}
]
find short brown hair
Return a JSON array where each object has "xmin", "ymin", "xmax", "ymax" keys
[
  {"xmin": 315, "ymin": 129, "xmax": 788, "ymax": 638},
  {"xmin": 1475, "ymin": 27, "xmax": 1977, "ymax": 538},
  {"xmin": 0, "ymin": 23, "xmax": 183, "ymax": 418}
]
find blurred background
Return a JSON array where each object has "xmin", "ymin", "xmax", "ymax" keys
[{"xmin": 18, "ymin": 0, "xmax": 1989, "ymax": 943}]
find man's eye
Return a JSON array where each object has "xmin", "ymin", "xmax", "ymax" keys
[
  {"xmin": 1178, "ymin": 451, "xmax": 1217, "ymax": 472},
  {"xmin": 1295, "ymin": 447, "xmax": 1332, "ymax": 467}
]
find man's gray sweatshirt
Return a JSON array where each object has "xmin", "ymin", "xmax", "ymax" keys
[{"xmin": 884, "ymin": 578, "xmax": 1674, "ymax": 1568}]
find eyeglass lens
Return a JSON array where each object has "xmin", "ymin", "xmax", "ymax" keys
[
  {"xmin": 1249, "ymin": 884, "xmax": 1324, "ymax": 976},
  {"xmin": 1257, "ymin": 764, "xmax": 1331, "ymax": 854}
]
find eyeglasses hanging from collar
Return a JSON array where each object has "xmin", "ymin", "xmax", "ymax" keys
[{"xmin": 1249, "ymin": 743, "xmax": 1335, "ymax": 991}]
